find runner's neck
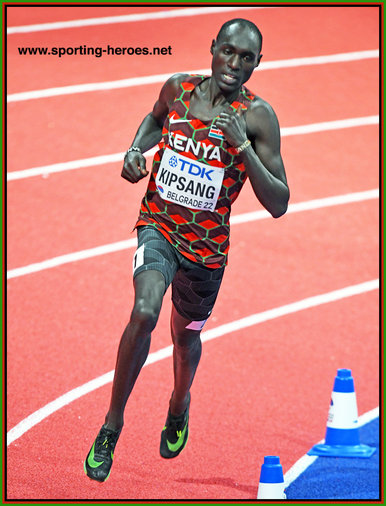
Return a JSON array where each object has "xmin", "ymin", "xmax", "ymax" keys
[{"xmin": 189, "ymin": 78, "xmax": 241, "ymax": 121}]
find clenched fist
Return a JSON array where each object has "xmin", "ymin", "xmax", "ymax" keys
[
  {"xmin": 121, "ymin": 150, "xmax": 149, "ymax": 183},
  {"xmin": 215, "ymin": 105, "xmax": 248, "ymax": 148}
]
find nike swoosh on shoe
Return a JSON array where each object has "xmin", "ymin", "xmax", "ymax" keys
[
  {"xmin": 165, "ymin": 422, "xmax": 188, "ymax": 452},
  {"xmin": 87, "ymin": 442, "xmax": 104, "ymax": 468}
]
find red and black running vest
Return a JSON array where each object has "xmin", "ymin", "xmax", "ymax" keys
[{"xmin": 136, "ymin": 75, "xmax": 256, "ymax": 269}]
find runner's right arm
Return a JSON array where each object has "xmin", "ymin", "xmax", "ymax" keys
[{"xmin": 121, "ymin": 73, "xmax": 188, "ymax": 183}]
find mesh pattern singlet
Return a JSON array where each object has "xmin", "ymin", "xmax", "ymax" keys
[{"xmin": 136, "ymin": 75, "xmax": 256, "ymax": 269}]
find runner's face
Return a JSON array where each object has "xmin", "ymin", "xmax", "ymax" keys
[{"xmin": 211, "ymin": 25, "xmax": 261, "ymax": 94}]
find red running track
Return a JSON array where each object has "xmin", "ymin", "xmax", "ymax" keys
[{"xmin": 6, "ymin": 5, "xmax": 380, "ymax": 500}]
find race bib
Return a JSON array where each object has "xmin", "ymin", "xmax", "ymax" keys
[{"xmin": 155, "ymin": 147, "xmax": 224, "ymax": 212}]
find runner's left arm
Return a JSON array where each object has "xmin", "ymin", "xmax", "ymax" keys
[{"xmin": 216, "ymin": 100, "xmax": 289, "ymax": 218}]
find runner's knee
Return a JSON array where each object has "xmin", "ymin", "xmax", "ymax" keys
[
  {"xmin": 130, "ymin": 298, "xmax": 160, "ymax": 333},
  {"xmin": 172, "ymin": 326, "xmax": 201, "ymax": 350}
]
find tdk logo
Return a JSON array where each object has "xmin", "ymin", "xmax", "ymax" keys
[
  {"xmin": 169, "ymin": 156, "xmax": 178, "ymax": 168},
  {"xmin": 167, "ymin": 156, "xmax": 214, "ymax": 181}
]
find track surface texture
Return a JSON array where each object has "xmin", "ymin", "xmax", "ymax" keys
[{"xmin": 6, "ymin": 5, "xmax": 380, "ymax": 501}]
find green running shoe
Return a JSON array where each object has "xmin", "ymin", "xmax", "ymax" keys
[
  {"xmin": 84, "ymin": 425, "xmax": 121, "ymax": 482},
  {"xmin": 160, "ymin": 394, "xmax": 190, "ymax": 459}
]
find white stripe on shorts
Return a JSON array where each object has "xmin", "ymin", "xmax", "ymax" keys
[{"xmin": 133, "ymin": 243, "xmax": 145, "ymax": 274}]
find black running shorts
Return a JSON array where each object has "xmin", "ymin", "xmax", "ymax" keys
[{"xmin": 133, "ymin": 226, "xmax": 225, "ymax": 322}]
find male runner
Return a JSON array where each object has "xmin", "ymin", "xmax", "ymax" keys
[{"xmin": 85, "ymin": 18, "xmax": 289, "ymax": 482}]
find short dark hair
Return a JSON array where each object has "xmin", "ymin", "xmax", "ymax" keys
[{"xmin": 216, "ymin": 18, "xmax": 263, "ymax": 50}]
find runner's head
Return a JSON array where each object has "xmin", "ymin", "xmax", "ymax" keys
[{"xmin": 210, "ymin": 18, "xmax": 263, "ymax": 93}]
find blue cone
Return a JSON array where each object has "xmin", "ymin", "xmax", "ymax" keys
[
  {"xmin": 308, "ymin": 369, "xmax": 375, "ymax": 458},
  {"xmin": 257, "ymin": 456, "xmax": 286, "ymax": 499}
]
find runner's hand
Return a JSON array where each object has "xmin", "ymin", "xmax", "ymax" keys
[
  {"xmin": 215, "ymin": 105, "xmax": 248, "ymax": 148},
  {"xmin": 121, "ymin": 151, "xmax": 149, "ymax": 183}
]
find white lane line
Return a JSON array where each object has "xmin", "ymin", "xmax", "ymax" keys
[
  {"xmin": 6, "ymin": 279, "xmax": 379, "ymax": 446},
  {"xmin": 7, "ymin": 6, "xmax": 263, "ymax": 34},
  {"xmin": 7, "ymin": 50, "xmax": 378, "ymax": 103},
  {"xmin": 7, "ymin": 238, "xmax": 138, "ymax": 279},
  {"xmin": 7, "ymin": 151, "xmax": 141, "ymax": 181},
  {"xmin": 230, "ymin": 189, "xmax": 379, "ymax": 225},
  {"xmin": 262, "ymin": 49, "xmax": 379, "ymax": 69},
  {"xmin": 6, "ymin": 115, "xmax": 379, "ymax": 181},
  {"xmin": 280, "ymin": 115, "xmax": 379, "ymax": 136},
  {"xmin": 6, "ymin": 189, "xmax": 379, "ymax": 280},
  {"xmin": 356, "ymin": 406, "xmax": 380, "ymax": 427},
  {"xmin": 7, "ymin": 152, "xmax": 129, "ymax": 181},
  {"xmin": 284, "ymin": 406, "xmax": 379, "ymax": 487}
]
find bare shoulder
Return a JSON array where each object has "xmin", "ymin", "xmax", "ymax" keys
[
  {"xmin": 246, "ymin": 96, "xmax": 280, "ymax": 134},
  {"xmin": 161, "ymin": 73, "xmax": 191, "ymax": 100},
  {"xmin": 153, "ymin": 73, "xmax": 191, "ymax": 119},
  {"xmin": 165, "ymin": 72, "xmax": 191, "ymax": 87}
]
